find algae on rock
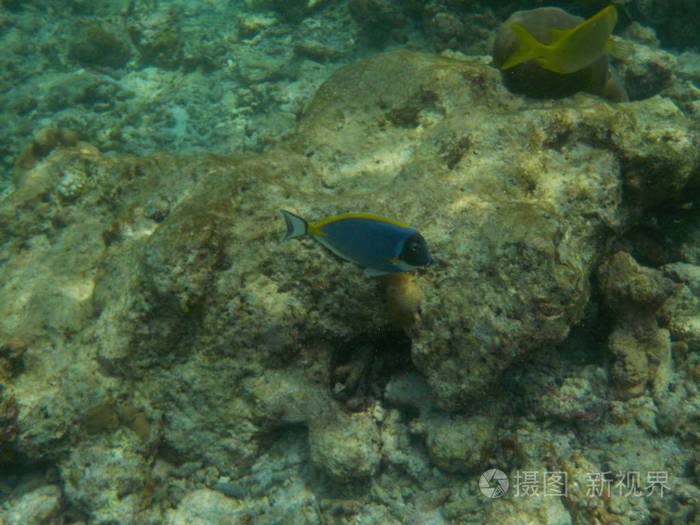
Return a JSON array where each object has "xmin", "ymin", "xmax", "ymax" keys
[{"xmin": 1, "ymin": 49, "xmax": 699, "ymax": 523}]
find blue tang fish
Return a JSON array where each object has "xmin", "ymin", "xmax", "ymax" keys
[{"xmin": 279, "ymin": 209, "xmax": 433, "ymax": 277}]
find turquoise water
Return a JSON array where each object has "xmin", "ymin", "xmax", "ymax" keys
[{"xmin": 0, "ymin": 1, "xmax": 699, "ymax": 523}]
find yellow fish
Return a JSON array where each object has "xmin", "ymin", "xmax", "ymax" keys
[{"xmin": 501, "ymin": 5, "xmax": 618, "ymax": 74}]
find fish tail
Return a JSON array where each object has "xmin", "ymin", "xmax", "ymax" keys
[
  {"xmin": 279, "ymin": 209, "xmax": 308, "ymax": 241},
  {"xmin": 501, "ymin": 23, "xmax": 544, "ymax": 70}
]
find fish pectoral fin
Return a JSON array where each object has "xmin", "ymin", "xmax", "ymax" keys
[{"xmin": 364, "ymin": 267, "xmax": 392, "ymax": 277}]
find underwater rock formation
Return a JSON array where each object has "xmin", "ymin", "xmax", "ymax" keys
[{"xmin": 1, "ymin": 48, "xmax": 699, "ymax": 522}]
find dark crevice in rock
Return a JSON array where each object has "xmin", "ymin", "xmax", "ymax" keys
[{"xmin": 329, "ymin": 328, "xmax": 413, "ymax": 412}]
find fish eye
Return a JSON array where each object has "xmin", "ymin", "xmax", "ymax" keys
[{"xmin": 401, "ymin": 233, "xmax": 430, "ymax": 266}]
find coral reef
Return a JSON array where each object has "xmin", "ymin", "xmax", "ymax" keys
[
  {"xmin": 0, "ymin": 0, "xmax": 354, "ymax": 184},
  {"xmin": 1, "ymin": 46, "xmax": 700, "ymax": 523},
  {"xmin": 14, "ymin": 128, "xmax": 79, "ymax": 171},
  {"xmin": 67, "ymin": 25, "xmax": 132, "ymax": 68},
  {"xmin": 2, "ymin": 0, "xmax": 699, "ymax": 193},
  {"xmin": 1, "ymin": 1, "xmax": 700, "ymax": 523}
]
